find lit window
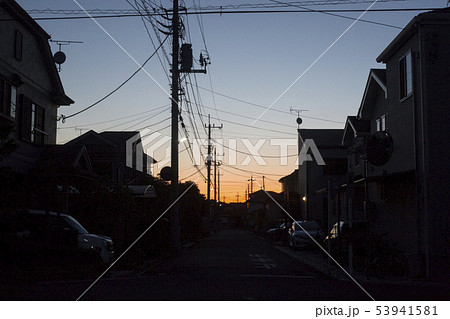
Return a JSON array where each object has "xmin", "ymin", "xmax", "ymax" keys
[
  {"xmin": 380, "ymin": 114, "xmax": 386, "ymax": 131},
  {"xmin": 376, "ymin": 119, "xmax": 381, "ymax": 132},
  {"xmin": 399, "ymin": 51, "xmax": 412, "ymax": 100},
  {"xmin": 0, "ymin": 80, "xmax": 17, "ymax": 118},
  {"xmin": 10, "ymin": 86, "xmax": 17, "ymax": 118},
  {"xmin": 31, "ymin": 103, "xmax": 46, "ymax": 145}
]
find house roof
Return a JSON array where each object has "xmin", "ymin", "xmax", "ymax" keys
[
  {"xmin": 278, "ymin": 169, "xmax": 297, "ymax": 183},
  {"xmin": 65, "ymin": 130, "xmax": 157, "ymax": 164},
  {"xmin": 99, "ymin": 131, "xmax": 140, "ymax": 147},
  {"xmin": 249, "ymin": 190, "xmax": 282, "ymax": 202},
  {"xmin": 64, "ymin": 130, "xmax": 117, "ymax": 148},
  {"xmin": 342, "ymin": 116, "xmax": 370, "ymax": 146},
  {"xmin": 0, "ymin": 0, "xmax": 73, "ymax": 105},
  {"xmin": 377, "ymin": 8, "xmax": 450, "ymax": 63},
  {"xmin": 357, "ymin": 69, "xmax": 387, "ymax": 120},
  {"xmin": 298, "ymin": 129, "xmax": 344, "ymax": 147}
]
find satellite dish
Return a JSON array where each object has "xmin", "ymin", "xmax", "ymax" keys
[
  {"xmin": 53, "ymin": 51, "xmax": 66, "ymax": 65},
  {"xmin": 366, "ymin": 131, "xmax": 393, "ymax": 166},
  {"xmin": 296, "ymin": 117, "xmax": 303, "ymax": 125},
  {"xmin": 160, "ymin": 166, "xmax": 172, "ymax": 181}
]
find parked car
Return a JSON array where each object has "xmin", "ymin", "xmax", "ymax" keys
[
  {"xmin": 20, "ymin": 209, "xmax": 115, "ymax": 264},
  {"xmin": 288, "ymin": 220, "xmax": 323, "ymax": 249},
  {"xmin": 322, "ymin": 221, "xmax": 368, "ymax": 256},
  {"xmin": 267, "ymin": 222, "xmax": 289, "ymax": 244}
]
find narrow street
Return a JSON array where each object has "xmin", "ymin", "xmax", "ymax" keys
[{"xmin": 1, "ymin": 229, "xmax": 447, "ymax": 301}]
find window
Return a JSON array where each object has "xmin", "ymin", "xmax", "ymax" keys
[
  {"xmin": 376, "ymin": 114, "xmax": 387, "ymax": 132},
  {"xmin": 21, "ymin": 97, "xmax": 46, "ymax": 144},
  {"xmin": 0, "ymin": 79, "xmax": 17, "ymax": 118},
  {"xmin": 399, "ymin": 51, "xmax": 412, "ymax": 100},
  {"xmin": 380, "ymin": 114, "xmax": 386, "ymax": 131},
  {"xmin": 14, "ymin": 30, "xmax": 23, "ymax": 61},
  {"xmin": 31, "ymin": 103, "xmax": 46, "ymax": 145},
  {"xmin": 10, "ymin": 86, "xmax": 17, "ymax": 118}
]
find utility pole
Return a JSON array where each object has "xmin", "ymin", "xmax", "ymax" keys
[
  {"xmin": 205, "ymin": 114, "xmax": 223, "ymax": 203},
  {"xmin": 262, "ymin": 175, "xmax": 265, "ymax": 190},
  {"xmin": 214, "ymin": 148, "xmax": 217, "ymax": 203},
  {"xmin": 248, "ymin": 176, "xmax": 254, "ymax": 198},
  {"xmin": 236, "ymin": 193, "xmax": 240, "ymax": 203},
  {"xmin": 167, "ymin": 0, "xmax": 208, "ymax": 252},
  {"xmin": 217, "ymin": 167, "xmax": 222, "ymax": 204},
  {"xmin": 291, "ymin": 107, "xmax": 308, "ymax": 221},
  {"xmin": 170, "ymin": 0, "xmax": 180, "ymax": 254}
]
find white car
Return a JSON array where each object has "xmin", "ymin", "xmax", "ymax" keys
[
  {"xmin": 24, "ymin": 209, "xmax": 115, "ymax": 264},
  {"xmin": 288, "ymin": 220, "xmax": 323, "ymax": 249}
]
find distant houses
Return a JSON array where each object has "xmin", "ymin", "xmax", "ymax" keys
[
  {"xmin": 279, "ymin": 8, "xmax": 450, "ymax": 278},
  {"xmin": 65, "ymin": 130, "xmax": 157, "ymax": 185}
]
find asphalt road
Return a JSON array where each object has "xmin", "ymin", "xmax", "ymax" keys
[{"xmin": 1, "ymin": 229, "xmax": 448, "ymax": 300}]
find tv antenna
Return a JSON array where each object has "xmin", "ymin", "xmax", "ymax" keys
[
  {"xmin": 290, "ymin": 107, "xmax": 309, "ymax": 128},
  {"xmin": 50, "ymin": 39, "xmax": 83, "ymax": 71}
]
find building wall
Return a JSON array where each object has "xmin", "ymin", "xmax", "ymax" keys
[
  {"xmin": 369, "ymin": 19, "xmax": 450, "ymax": 258},
  {"xmin": 371, "ymin": 172, "xmax": 420, "ymax": 254},
  {"xmin": 0, "ymin": 5, "xmax": 59, "ymax": 144},
  {"xmin": 371, "ymin": 36, "xmax": 419, "ymax": 176},
  {"xmin": 420, "ymin": 23, "xmax": 450, "ymax": 257}
]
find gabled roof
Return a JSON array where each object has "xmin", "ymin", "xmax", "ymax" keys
[
  {"xmin": 342, "ymin": 116, "xmax": 370, "ymax": 146},
  {"xmin": 298, "ymin": 129, "xmax": 344, "ymax": 147},
  {"xmin": 377, "ymin": 8, "xmax": 450, "ymax": 63},
  {"xmin": 65, "ymin": 130, "xmax": 157, "ymax": 164},
  {"xmin": 279, "ymin": 169, "xmax": 297, "ymax": 183},
  {"xmin": 0, "ymin": 0, "xmax": 73, "ymax": 105},
  {"xmin": 357, "ymin": 69, "xmax": 387, "ymax": 119},
  {"xmin": 64, "ymin": 130, "xmax": 117, "ymax": 148},
  {"xmin": 99, "ymin": 131, "xmax": 140, "ymax": 147}
]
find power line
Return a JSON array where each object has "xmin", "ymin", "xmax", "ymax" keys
[
  {"xmin": 270, "ymin": 0, "xmax": 403, "ymax": 29},
  {"xmin": 210, "ymin": 137, "xmax": 300, "ymax": 159},
  {"xmin": 59, "ymin": 33, "xmax": 170, "ymax": 122},
  {"xmin": 6, "ymin": 8, "xmax": 443, "ymax": 22},
  {"xmin": 188, "ymin": 82, "xmax": 345, "ymax": 124},
  {"xmin": 221, "ymin": 162, "xmax": 288, "ymax": 177},
  {"xmin": 126, "ymin": 0, "xmax": 171, "ymax": 83},
  {"xmin": 195, "ymin": 113, "xmax": 295, "ymax": 135},
  {"xmin": 21, "ymin": 1, "xmax": 407, "ymax": 15},
  {"xmin": 57, "ymin": 104, "xmax": 169, "ymax": 129}
]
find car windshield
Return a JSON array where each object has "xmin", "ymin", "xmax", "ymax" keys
[
  {"xmin": 294, "ymin": 221, "xmax": 319, "ymax": 231},
  {"xmin": 62, "ymin": 215, "xmax": 89, "ymax": 234}
]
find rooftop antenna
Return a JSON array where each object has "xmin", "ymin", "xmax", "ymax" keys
[
  {"xmin": 290, "ymin": 107, "xmax": 309, "ymax": 128},
  {"xmin": 50, "ymin": 39, "xmax": 83, "ymax": 72}
]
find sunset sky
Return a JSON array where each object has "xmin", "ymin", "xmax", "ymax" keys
[{"xmin": 16, "ymin": 0, "xmax": 448, "ymax": 202}]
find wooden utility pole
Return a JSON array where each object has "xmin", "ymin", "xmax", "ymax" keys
[{"xmin": 170, "ymin": 0, "xmax": 180, "ymax": 254}]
